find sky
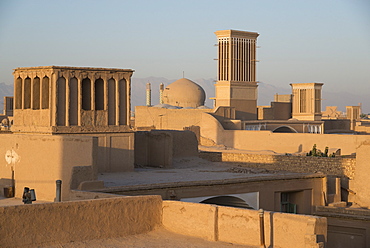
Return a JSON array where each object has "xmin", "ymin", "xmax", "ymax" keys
[{"xmin": 0, "ymin": 0, "xmax": 369, "ymax": 109}]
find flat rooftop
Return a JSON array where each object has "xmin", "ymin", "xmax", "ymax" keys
[
  {"xmin": 44, "ymin": 227, "xmax": 255, "ymax": 248},
  {"xmin": 98, "ymin": 155, "xmax": 322, "ymax": 191}
]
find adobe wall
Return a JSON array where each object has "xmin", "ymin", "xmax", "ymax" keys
[
  {"xmin": 324, "ymin": 119, "xmax": 351, "ymax": 133},
  {"xmin": 134, "ymin": 131, "xmax": 173, "ymax": 168},
  {"xmin": 163, "ymin": 201, "xmax": 327, "ymax": 248},
  {"xmin": 315, "ymin": 206, "xmax": 370, "ymax": 247},
  {"xmin": 0, "ymin": 134, "xmax": 96, "ymax": 201},
  {"xmin": 134, "ymin": 130, "xmax": 198, "ymax": 168},
  {"xmin": 227, "ymin": 131, "xmax": 370, "ymax": 155},
  {"xmin": 65, "ymin": 132, "xmax": 135, "ymax": 172},
  {"xmin": 196, "ymin": 111, "xmax": 370, "ymax": 155},
  {"xmin": 134, "ymin": 106, "xmax": 212, "ymax": 130},
  {"xmin": 200, "ymin": 151, "xmax": 356, "ymax": 179},
  {"xmin": 0, "ymin": 195, "xmax": 162, "ymax": 247},
  {"xmin": 352, "ymin": 140, "xmax": 370, "ymax": 207}
]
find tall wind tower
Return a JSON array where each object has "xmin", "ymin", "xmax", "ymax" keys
[{"xmin": 214, "ymin": 30, "xmax": 259, "ymax": 120}]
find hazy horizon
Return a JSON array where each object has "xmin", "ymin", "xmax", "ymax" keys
[{"xmin": 0, "ymin": 0, "xmax": 369, "ymax": 111}]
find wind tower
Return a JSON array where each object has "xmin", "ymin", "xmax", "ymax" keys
[
  {"xmin": 214, "ymin": 30, "xmax": 259, "ymax": 120},
  {"xmin": 290, "ymin": 82, "xmax": 323, "ymax": 121}
]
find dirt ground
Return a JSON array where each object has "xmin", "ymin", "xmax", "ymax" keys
[{"xmin": 43, "ymin": 227, "xmax": 258, "ymax": 248}]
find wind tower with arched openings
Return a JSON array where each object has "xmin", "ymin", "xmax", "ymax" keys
[{"xmin": 214, "ymin": 29, "xmax": 259, "ymax": 120}]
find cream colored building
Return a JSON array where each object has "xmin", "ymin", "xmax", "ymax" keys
[
  {"xmin": 291, "ymin": 82, "xmax": 323, "ymax": 121},
  {"xmin": 214, "ymin": 30, "xmax": 259, "ymax": 120},
  {"xmin": 12, "ymin": 66, "xmax": 133, "ymax": 133}
]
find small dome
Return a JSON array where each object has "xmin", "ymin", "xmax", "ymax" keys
[{"xmin": 163, "ymin": 78, "xmax": 206, "ymax": 108}]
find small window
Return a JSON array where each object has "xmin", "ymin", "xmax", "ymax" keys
[{"xmin": 281, "ymin": 192, "xmax": 297, "ymax": 214}]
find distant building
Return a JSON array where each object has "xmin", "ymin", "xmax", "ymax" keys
[{"xmin": 291, "ymin": 82, "xmax": 323, "ymax": 121}]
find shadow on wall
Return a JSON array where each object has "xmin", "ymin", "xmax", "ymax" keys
[
  {"xmin": 96, "ymin": 146, "xmax": 134, "ymax": 172},
  {"xmin": 134, "ymin": 130, "xmax": 198, "ymax": 168}
]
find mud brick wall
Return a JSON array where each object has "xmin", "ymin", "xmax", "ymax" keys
[{"xmin": 199, "ymin": 151, "xmax": 356, "ymax": 179}]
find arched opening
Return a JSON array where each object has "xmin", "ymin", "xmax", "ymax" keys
[
  {"xmin": 69, "ymin": 77, "xmax": 78, "ymax": 125},
  {"xmin": 15, "ymin": 77, "xmax": 22, "ymax": 109},
  {"xmin": 32, "ymin": 77, "xmax": 40, "ymax": 109},
  {"xmin": 108, "ymin": 78, "xmax": 116, "ymax": 125},
  {"xmin": 95, "ymin": 78, "xmax": 104, "ymax": 110},
  {"xmin": 57, "ymin": 77, "xmax": 66, "ymax": 126},
  {"xmin": 118, "ymin": 78, "xmax": 126, "ymax": 125},
  {"xmin": 272, "ymin": 126, "xmax": 297, "ymax": 133},
  {"xmin": 200, "ymin": 196, "xmax": 254, "ymax": 209},
  {"xmin": 24, "ymin": 77, "xmax": 31, "ymax": 109},
  {"xmin": 42, "ymin": 76, "xmax": 49, "ymax": 109},
  {"xmin": 82, "ymin": 78, "xmax": 91, "ymax": 110}
]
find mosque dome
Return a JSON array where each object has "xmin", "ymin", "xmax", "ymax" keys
[{"xmin": 162, "ymin": 78, "xmax": 206, "ymax": 108}]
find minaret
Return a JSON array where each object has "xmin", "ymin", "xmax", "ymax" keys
[
  {"xmin": 214, "ymin": 29, "xmax": 259, "ymax": 120},
  {"xmin": 146, "ymin": 82, "xmax": 151, "ymax": 106},
  {"xmin": 159, "ymin": 83, "xmax": 164, "ymax": 104}
]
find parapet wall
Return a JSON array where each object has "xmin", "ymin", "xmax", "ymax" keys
[
  {"xmin": 0, "ymin": 195, "xmax": 162, "ymax": 247},
  {"xmin": 200, "ymin": 118, "xmax": 370, "ymax": 155},
  {"xmin": 163, "ymin": 201, "xmax": 327, "ymax": 248},
  {"xmin": 1, "ymin": 196, "xmax": 326, "ymax": 247},
  {"xmin": 200, "ymin": 151, "xmax": 356, "ymax": 179}
]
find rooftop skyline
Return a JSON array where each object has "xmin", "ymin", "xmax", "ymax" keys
[{"xmin": 0, "ymin": 0, "xmax": 369, "ymax": 110}]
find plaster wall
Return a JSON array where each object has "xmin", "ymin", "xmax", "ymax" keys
[
  {"xmin": 0, "ymin": 195, "xmax": 162, "ymax": 247},
  {"xmin": 324, "ymin": 119, "xmax": 351, "ymax": 133},
  {"xmin": 0, "ymin": 134, "xmax": 96, "ymax": 201},
  {"xmin": 355, "ymin": 125, "xmax": 370, "ymax": 133},
  {"xmin": 134, "ymin": 131, "xmax": 173, "ymax": 168},
  {"xmin": 315, "ymin": 206, "xmax": 370, "ymax": 247},
  {"xmin": 134, "ymin": 130, "xmax": 198, "ymax": 168},
  {"xmin": 226, "ymin": 130, "xmax": 368, "ymax": 155},
  {"xmin": 353, "ymin": 140, "xmax": 370, "ymax": 207},
  {"xmin": 65, "ymin": 132, "xmax": 134, "ymax": 172},
  {"xmin": 201, "ymin": 118, "xmax": 369, "ymax": 154},
  {"xmin": 163, "ymin": 201, "xmax": 327, "ymax": 247},
  {"xmin": 258, "ymin": 102, "xmax": 292, "ymax": 120},
  {"xmin": 134, "ymin": 106, "xmax": 211, "ymax": 130}
]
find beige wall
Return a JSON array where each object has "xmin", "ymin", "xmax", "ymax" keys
[
  {"xmin": 1, "ymin": 195, "xmax": 326, "ymax": 247},
  {"xmin": 353, "ymin": 140, "xmax": 370, "ymax": 207},
  {"xmin": 0, "ymin": 134, "xmax": 96, "ymax": 201},
  {"xmin": 0, "ymin": 196, "xmax": 162, "ymax": 247},
  {"xmin": 68, "ymin": 132, "xmax": 134, "ymax": 172},
  {"xmin": 200, "ymin": 117, "xmax": 370, "ymax": 155},
  {"xmin": 135, "ymin": 106, "xmax": 212, "ymax": 130},
  {"xmin": 134, "ymin": 130, "xmax": 198, "ymax": 168},
  {"xmin": 163, "ymin": 200, "xmax": 327, "ymax": 248},
  {"xmin": 258, "ymin": 102, "xmax": 292, "ymax": 120}
]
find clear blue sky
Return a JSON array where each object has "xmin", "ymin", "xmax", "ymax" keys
[{"xmin": 0, "ymin": 0, "xmax": 369, "ymax": 100}]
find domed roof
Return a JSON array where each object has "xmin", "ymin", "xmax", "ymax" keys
[{"xmin": 162, "ymin": 78, "xmax": 206, "ymax": 108}]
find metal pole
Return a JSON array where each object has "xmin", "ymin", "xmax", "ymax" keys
[
  {"xmin": 259, "ymin": 209, "xmax": 266, "ymax": 248},
  {"xmin": 56, "ymin": 180, "xmax": 62, "ymax": 202}
]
